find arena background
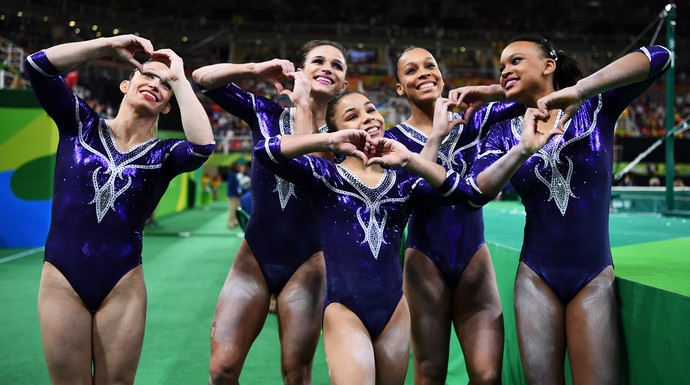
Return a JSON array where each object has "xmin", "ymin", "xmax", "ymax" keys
[{"xmin": 1, "ymin": 1, "xmax": 689, "ymax": 384}]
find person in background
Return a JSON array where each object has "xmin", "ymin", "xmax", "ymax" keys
[{"xmin": 26, "ymin": 35, "xmax": 214, "ymax": 385}]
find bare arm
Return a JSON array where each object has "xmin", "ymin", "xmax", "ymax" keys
[
  {"xmin": 419, "ymin": 97, "xmax": 463, "ymax": 161},
  {"xmin": 44, "ymin": 35, "xmax": 154, "ymax": 73},
  {"xmin": 192, "ymin": 59, "xmax": 295, "ymax": 90},
  {"xmin": 538, "ymin": 51, "xmax": 652, "ymax": 128},
  {"xmin": 151, "ymin": 49, "xmax": 214, "ymax": 145},
  {"xmin": 278, "ymin": 129, "xmax": 369, "ymax": 162},
  {"xmin": 475, "ymin": 108, "xmax": 558, "ymax": 197}
]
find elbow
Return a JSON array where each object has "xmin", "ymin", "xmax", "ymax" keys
[{"xmin": 191, "ymin": 69, "xmax": 211, "ymax": 88}]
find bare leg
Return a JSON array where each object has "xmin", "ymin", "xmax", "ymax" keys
[
  {"xmin": 566, "ymin": 266, "xmax": 619, "ymax": 385},
  {"xmin": 275, "ymin": 252, "xmax": 326, "ymax": 385},
  {"xmin": 514, "ymin": 262, "xmax": 567, "ymax": 385},
  {"xmin": 209, "ymin": 240, "xmax": 271, "ymax": 385},
  {"xmin": 402, "ymin": 248, "xmax": 452, "ymax": 385},
  {"xmin": 228, "ymin": 197, "xmax": 239, "ymax": 228},
  {"xmin": 373, "ymin": 297, "xmax": 411, "ymax": 385},
  {"xmin": 92, "ymin": 266, "xmax": 147, "ymax": 385},
  {"xmin": 452, "ymin": 245, "xmax": 503, "ymax": 385},
  {"xmin": 323, "ymin": 303, "xmax": 376, "ymax": 385},
  {"xmin": 38, "ymin": 262, "xmax": 94, "ymax": 385}
]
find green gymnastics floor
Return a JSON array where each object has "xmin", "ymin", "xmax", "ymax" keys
[{"xmin": 1, "ymin": 200, "xmax": 688, "ymax": 384}]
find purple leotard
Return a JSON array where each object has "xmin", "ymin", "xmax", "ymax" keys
[
  {"xmin": 200, "ymin": 83, "xmax": 322, "ymax": 294},
  {"xmin": 254, "ymin": 136, "xmax": 488, "ymax": 339},
  {"xmin": 385, "ymin": 103, "xmax": 523, "ymax": 288},
  {"xmin": 25, "ymin": 51, "xmax": 214, "ymax": 312},
  {"xmin": 469, "ymin": 46, "xmax": 671, "ymax": 303}
]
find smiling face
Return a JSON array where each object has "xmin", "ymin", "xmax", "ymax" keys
[
  {"xmin": 301, "ymin": 44, "xmax": 348, "ymax": 98},
  {"xmin": 331, "ymin": 92, "xmax": 385, "ymax": 139},
  {"xmin": 498, "ymin": 41, "xmax": 555, "ymax": 105},
  {"xmin": 120, "ymin": 60, "xmax": 173, "ymax": 115},
  {"xmin": 395, "ymin": 47, "xmax": 444, "ymax": 104}
]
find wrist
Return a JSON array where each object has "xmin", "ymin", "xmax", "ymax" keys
[{"xmin": 516, "ymin": 143, "xmax": 535, "ymax": 157}]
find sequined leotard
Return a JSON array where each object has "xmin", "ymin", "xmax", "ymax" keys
[
  {"xmin": 25, "ymin": 51, "xmax": 215, "ymax": 311},
  {"xmin": 254, "ymin": 136, "xmax": 488, "ymax": 338},
  {"xmin": 385, "ymin": 103, "xmax": 523, "ymax": 288},
  {"xmin": 469, "ymin": 46, "xmax": 671, "ymax": 303},
  {"xmin": 200, "ymin": 83, "xmax": 322, "ymax": 294}
]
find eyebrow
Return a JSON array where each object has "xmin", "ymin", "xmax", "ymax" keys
[{"xmin": 312, "ymin": 55, "xmax": 344, "ymax": 67}]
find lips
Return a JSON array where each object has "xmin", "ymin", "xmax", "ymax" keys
[
  {"xmin": 140, "ymin": 90, "xmax": 159, "ymax": 102},
  {"xmin": 315, "ymin": 75, "xmax": 334, "ymax": 85},
  {"xmin": 503, "ymin": 78, "xmax": 518, "ymax": 91},
  {"xmin": 417, "ymin": 82, "xmax": 436, "ymax": 91}
]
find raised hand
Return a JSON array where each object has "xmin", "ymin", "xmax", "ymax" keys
[
  {"xmin": 327, "ymin": 129, "xmax": 370, "ymax": 164},
  {"xmin": 150, "ymin": 48, "xmax": 185, "ymax": 83},
  {"xmin": 282, "ymin": 70, "xmax": 310, "ymax": 106},
  {"xmin": 253, "ymin": 59, "xmax": 296, "ymax": 94},
  {"xmin": 365, "ymin": 137, "xmax": 413, "ymax": 169},
  {"xmin": 104, "ymin": 35, "xmax": 155, "ymax": 72},
  {"xmin": 518, "ymin": 107, "xmax": 563, "ymax": 155},
  {"xmin": 536, "ymin": 86, "xmax": 585, "ymax": 131},
  {"xmin": 432, "ymin": 97, "xmax": 464, "ymax": 138},
  {"xmin": 448, "ymin": 84, "xmax": 504, "ymax": 123}
]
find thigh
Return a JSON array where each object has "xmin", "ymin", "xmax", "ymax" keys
[
  {"xmin": 276, "ymin": 251, "xmax": 326, "ymax": 363},
  {"xmin": 565, "ymin": 266, "xmax": 619, "ymax": 385},
  {"xmin": 93, "ymin": 266, "xmax": 147, "ymax": 385},
  {"xmin": 514, "ymin": 262, "xmax": 567, "ymax": 385},
  {"xmin": 452, "ymin": 245, "xmax": 504, "ymax": 382},
  {"xmin": 373, "ymin": 297, "xmax": 410, "ymax": 385},
  {"xmin": 323, "ymin": 303, "xmax": 376, "ymax": 385},
  {"xmin": 402, "ymin": 249, "xmax": 452, "ymax": 371},
  {"xmin": 211, "ymin": 240, "xmax": 271, "ymax": 361},
  {"xmin": 38, "ymin": 262, "xmax": 94, "ymax": 385}
]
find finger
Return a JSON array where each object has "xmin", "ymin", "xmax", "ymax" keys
[
  {"xmin": 351, "ymin": 150, "xmax": 368, "ymax": 164},
  {"xmin": 128, "ymin": 57, "xmax": 145, "ymax": 73},
  {"xmin": 273, "ymin": 81, "xmax": 285, "ymax": 94}
]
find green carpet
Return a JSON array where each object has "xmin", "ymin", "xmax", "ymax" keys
[{"xmin": 1, "ymin": 199, "xmax": 688, "ymax": 384}]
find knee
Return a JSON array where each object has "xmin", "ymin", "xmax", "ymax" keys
[
  {"xmin": 417, "ymin": 360, "xmax": 448, "ymax": 383},
  {"xmin": 281, "ymin": 358, "xmax": 311, "ymax": 385},
  {"xmin": 208, "ymin": 351, "xmax": 242, "ymax": 385},
  {"xmin": 469, "ymin": 367, "xmax": 502, "ymax": 385}
]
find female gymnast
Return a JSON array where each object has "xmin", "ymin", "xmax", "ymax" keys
[
  {"xmin": 192, "ymin": 40, "xmax": 348, "ymax": 384},
  {"xmin": 25, "ymin": 35, "xmax": 215, "ymax": 384},
  {"xmin": 253, "ymin": 89, "xmax": 489, "ymax": 385},
  {"xmin": 457, "ymin": 36, "xmax": 670, "ymax": 384},
  {"xmin": 386, "ymin": 46, "xmax": 524, "ymax": 384}
]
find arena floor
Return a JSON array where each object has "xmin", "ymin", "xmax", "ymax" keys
[{"xmin": 1, "ymin": 199, "xmax": 688, "ymax": 384}]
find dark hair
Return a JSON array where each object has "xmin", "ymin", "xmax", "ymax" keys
[
  {"xmin": 325, "ymin": 89, "xmax": 365, "ymax": 133},
  {"xmin": 508, "ymin": 34, "xmax": 584, "ymax": 90},
  {"xmin": 297, "ymin": 40, "xmax": 347, "ymax": 69},
  {"xmin": 394, "ymin": 45, "xmax": 421, "ymax": 82}
]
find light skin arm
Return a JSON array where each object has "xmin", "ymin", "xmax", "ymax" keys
[
  {"xmin": 277, "ymin": 129, "xmax": 369, "ymax": 162},
  {"xmin": 191, "ymin": 59, "xmax": 295, "ymax": 91},
  {"xmin": 150, "ymin": 49, "xmax": 214, "ymax": 145},
  {"xmin": 288, "ymin": 70, "xmax": 317, "ymax": 135},
  {"xmin": 538, "ymin": 51, "xmax": 652, "ymax": 128},
  {"xmin": 43, "ymin": 35, "xmax": 154, "ymax": 73},
  {"xmin": 475, "ymin": 108, "xmax": 559, "ymax": 198},
  {"xmin": 419, "ymin": 97, "xmax": 463, "ymax": 161}
]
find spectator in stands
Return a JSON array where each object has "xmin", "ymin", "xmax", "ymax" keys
[
  {"xmin": 453, "ymin": 35, "xmax": 670, "ymax": 384},
  {"xmin": 25, "ymin": 35, "xmax": 214, "ymax": 385}
]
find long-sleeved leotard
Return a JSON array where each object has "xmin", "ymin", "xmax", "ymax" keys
[
  {"xmin": 385, "ymin": 103, "xmax": 523, "ymax": 288},
  {"xmin": 469, "ymin": 46, "xmax": 671, "ymax": 303},
  {"xmin": 26, "ymin": 51, "xmax": 215, "ymax": 312},
  {"xmin": 254, "ymin": 136, "xmax": 488, "ymax": 339},
  {"xmin": 200, "ymin": 83, "xmax": 322, "ymax": 294}
]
